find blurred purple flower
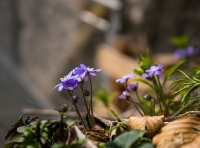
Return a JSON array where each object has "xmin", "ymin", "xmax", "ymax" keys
[
  {"xmin": 143, "ymin": 64, "xmax": 163, "ymax": 79},
  {"xmin": 187, "ymin": 46, "xmax": 195, "ymax": 56},
  {"xmin": 175, "ymin": 46, "xmax": 199, "ymax": 59},
  {"xmin": 116, "ymin": 74, "xmax": 134, "ymax": 84},
  {"xmin": 127, "ymin": 83, "xmax": 138, "ymax": 92},
  {"xmin": 119, "ymin": 90, "xmax": 130, "ymax": 100},
  {"xmin": 175, "ymin": 50, "xmax": 187, "ymax": 59}
]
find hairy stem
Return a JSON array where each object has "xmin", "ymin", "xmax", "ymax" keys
[
  {"xmin": 68, "ymin": 91, "xmax": 87, "ymax": 129},
  {"xmin": 89, "ymin": 76, "xmax": 93, "ymax": 115},
  {"xmin": 80, "ymin": 85, "xmax": 90, "ymax": 117}
]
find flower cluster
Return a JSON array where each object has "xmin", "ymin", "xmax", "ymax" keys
[
  {"xmin": 55, "ymin": 64, "xmax": 101, "ymax": 92},
  {"xmin": 175, "ymin": 46, "xmax": 199, "ymax": 59},
  {"xmin": 116, "ymin": 74, "xmax": 138, "ymax": 99},
  {"xmin": 142, "ymin": 64, "xmax": 163, "ymax": 79}
]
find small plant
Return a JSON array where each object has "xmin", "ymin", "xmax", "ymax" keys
[
  {"xmin": 5, "ymin": 105, "xmax": 83, "ymax": 148},
  {"xmin": 55, "ymin": 64, "xmax": 101, "ymax": 129},
  {"xmin": 5, "ymin": 60, "xmax": 200, "ymax": 148},
  {"xmin": 115, "ymin": 55, "xmax": 200, "ymax": 118}
]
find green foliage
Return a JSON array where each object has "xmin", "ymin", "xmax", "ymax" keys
[
  {"xmin": 134, "ymin": 78, "xmax": 154, "ymax": 89},
  {"xmin": 51, "ymin": 140, "xmax": 84, "ymax": 148},
  {"xmin": 5, "ymin": 57, "xmax": 200, "ymax": 147},
  {"xmin": 170, "ymin": 70, "xmax": 200, "ymax": 117},
  {"xmin": 170, "ymin": 35, "xmax": 189, "ymax": 48},
  {"xmin": 5, "ymin": 120, "xmax": 59, "ymax": 148},
  {"xmin": 5, "ymin": 115, "xmax": 81, "ymax": 148},
  {"xmin": 194, "ymin": 68, "xmax": 200, "ymax": 76},
  {"xmin": 134, "ymin": 55, "xmax": 153, "ymax": 75},
  {"xmin": 96, "ymin": 89, "xmax": 111, "ymax": 107},
  {"xmin": 163, "ymin": 60, "xmax": 185, "ymax": 84},
  {"xmin": 173, "ymin": 70, "xmax": 200, "ymax": 103},
  {"xmin": 131, "ymin": 55, "xmax": 199, "ymax": 117},
  {"xmin": 96, "ymin": 89, "xmax": 122, "ymax": 121},
  {"xmin": 104, "ymin": 130, "xmax": 154, "ymax": 148}
]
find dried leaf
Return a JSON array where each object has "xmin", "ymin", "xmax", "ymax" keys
[
  {"xmin": 128, "ymin": 116, "xmax": 164, "ymax": 136},
  {"xmin": 153, "ymin": 112, "xmax": 200, "ymax": 148}
]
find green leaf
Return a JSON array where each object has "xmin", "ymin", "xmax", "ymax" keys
[
  {"xmin": 138, "ymin": 55, "xmax": 153, "ymax": 71},
  {"xmin": 193, "ymin": 77, "xmax": 200, "ymax": 83},
  {"xmin": 181, "ymin": 84, "xmax": 200, "ymax": 103},
  {"xmin": 173, "ymin": 85, "xmax": 190, "ymax": 96},
  {"xmin": 163, "ymin": 60, "xmax": 185, "ymax": 84},
  {"xmin": 134, "ymin": 78, "xmax": 153, "ymax": 89},
  {"xmin": 134, "ymin": 68, "xmax": 144, "ymax": 75},
  {"xmin": 178, "ymin": 70, "xmax": 194, "ymax": 81},
  {"xmin": 194, "ymin": 68, "xmax": 200, "ymax": 77},
  {"xmin": 170, "ymin": 35, "xmax": 189, "ymax": 48},
  {"xmin": 105, "ymin": 130, "xmax": 145, "ymax": 148},
  {"xmin": 104, "ymin": 142, "xmax": 121, "ymax": 148},
  {"xmin": 172, "ymin": 97, "xmax": 200, "ymax": 117},
  {"xmin": 137, "ymin": 143, "xmax": 154, "ymax": 148},
  {"xmin": 96, "ymin": 89, "xmax": 110, "ymax": 107}
]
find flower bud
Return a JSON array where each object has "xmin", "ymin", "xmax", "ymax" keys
[
  {"xmin": 72, "ymin": 95, "xmax": 79, "ymax": 103},
  {"xmin": 143, "ymin": 94, "xmax": 152, "ymax": 101}
]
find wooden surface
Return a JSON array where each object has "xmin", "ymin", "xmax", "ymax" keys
[{"xmin": 96, "ymin": 45, "xmax": 179, "ymax": 79}]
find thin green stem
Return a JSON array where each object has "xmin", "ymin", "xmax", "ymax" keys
[
  {"xmin": 152, "ymin": 77, "xmax": 163, "ymax": 114},
  {"xmin": 127, "ymin": 97, "xmax": 144, "ymax": 116},
  {"xmin": 109, "ymin": 108, "xmax": 122, "ymax": 121},
  {"xmin": 135, "ymin": 91, "xmax": 145, "ymax": 115},
  {"xmin": 155, "ymin": 76, "xmax": 168, "ymax": 115}
]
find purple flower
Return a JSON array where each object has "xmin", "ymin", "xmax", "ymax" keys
[
  {"xmin": 187, "ymin": 46, "xmax": 195, "ymax": 56},
  {"xmin": 87, "ymin": 67, "xmax": 101, "ymax": 77},
  {"xmin": 72, "ymin": 64, "xmax": 88, "ymax": 82},
  {"xmin": 119, "ymin": 90, "xmax": 130, "ymax": 100},
  {"xmin": 55, "ymin": 83, "xmax": 64, "ymax": 92},
  {"xmin": 175, "ymin": 46, "xmax": 199, "ymax": 59},
  {"xmin": 116, "ymin": 74, "xmax": 134, "ymax": 84},
  {"xmin": 55, "ymin": 64, "xmax": 101, "ymax": 92},
  {"xmin": 55, "ymin": 76, "xmax": 78, "ymax": 92},
  {"xmin": 143, "ymin": 64, "xmax": 163, "ymax": 79},
  {"xmin": 127, "ymin": 83, "xmax": 138, "ymax": 92},
  {"xmin": 118, "ymin": 83, "xmax": 138, "ymax": 100},
  {"xmin": 175, "ymin": 50, "xmax": 187, "ymax": 59},
  {"xmin": 72, "ymin": 64, "xmax": 101, "ymax": 82}
]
